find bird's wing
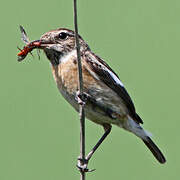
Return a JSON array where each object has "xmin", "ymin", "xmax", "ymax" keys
[{"xmin": 83, "ymin": 50, "xmax": 143, "ymax": 124}]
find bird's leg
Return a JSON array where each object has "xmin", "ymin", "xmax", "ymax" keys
[
  {"xmin": 86, "ymin": 124, "xmax": 112, "ymax": 162},
  {"xmin": 77, "ymin": 124, "xmax": 112, "ymax": 172}
]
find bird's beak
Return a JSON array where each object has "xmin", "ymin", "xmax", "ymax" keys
[
  {"xmin": 29, "ymin": 39, "xmax": 54, "ymax": 49},
  {"xmin": 34, "ymin": 39, "xmax": 51, "ymax": 49}
]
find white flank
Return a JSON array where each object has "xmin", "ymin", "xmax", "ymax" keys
[
  {"xmin": 106, "ymin": 69, "xmax": 124, "ymax": 87},
  {"xmin": 60, "ymin": 49, "xmax": 77, "ymax": 63}
]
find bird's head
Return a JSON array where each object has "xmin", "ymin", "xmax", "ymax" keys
[{"xmin": 40, "ymin": 28, "xmax": 89, "ymax": 65}]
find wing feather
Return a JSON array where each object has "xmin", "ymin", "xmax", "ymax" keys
[{"xmin": 84, "ymin": 51, "xmax": 143, "ymax": 124}]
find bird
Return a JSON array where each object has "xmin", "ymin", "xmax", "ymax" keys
[{"xmin": 19, "ymin": 27, "xmax": 166, "ymax": 168}]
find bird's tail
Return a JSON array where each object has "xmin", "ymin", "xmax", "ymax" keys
[
  {"xmin": 124, "ymin": 116, "xmax": 166, "ymax": 164},
  {"xmin": 142, "ymin": 137, "xmax": 166, "ymax": 164}
]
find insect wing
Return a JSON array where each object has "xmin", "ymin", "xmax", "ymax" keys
[{"xmin": 20, "ymin": 25, "xmax": 30, "ymax": 44}]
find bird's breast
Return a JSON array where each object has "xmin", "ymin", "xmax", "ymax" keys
[
  {"xmin": 50, "ymin": 55, "xmax": 128, "ymax": 126},
  {"xmin": 51, "ymin": 55, "xmax": 101, "ymax": 110},
  {"xmin": 52, "ymin": 54, "xmax": 103, "ymax": 93}
]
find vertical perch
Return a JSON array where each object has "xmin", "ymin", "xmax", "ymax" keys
[{"xmin": 73, "ymin": 0, "xmax": 86, "ymax": 179}]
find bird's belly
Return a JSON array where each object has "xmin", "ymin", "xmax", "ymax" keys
[
  {"xmin": 51, "ymin": 63, "xmax": 127, "ymax": 126},
  {"xmin": 58, "ymin": 86, "xmax": 122, "ymax": 125},
  {"xmin": 57, "ymin": 83, "xmax": 127, "ymax": 126}
]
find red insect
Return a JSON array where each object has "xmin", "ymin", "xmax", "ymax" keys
[{"xmin": 17, "ymin": 26, "xmax": 41, "ymax": 61}]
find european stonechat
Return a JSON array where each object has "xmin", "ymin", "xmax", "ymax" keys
[{"xmin": 18, "ymin": 27, "xmax": 166, "ymax": 166}]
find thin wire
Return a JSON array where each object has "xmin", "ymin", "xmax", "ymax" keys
[{"xmin": 73, "ymin": 0, "xmax": 86, "ymax": 180}]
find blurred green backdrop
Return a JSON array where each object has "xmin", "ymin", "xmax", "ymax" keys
[{"xmin": 0, "ymin": 0, "xmax": 179, "ymax": 179}]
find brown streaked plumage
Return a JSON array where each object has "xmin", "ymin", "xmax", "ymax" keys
[{"xmin": 17, "ymin": 27, "xmax": 166, "ymax": 167}]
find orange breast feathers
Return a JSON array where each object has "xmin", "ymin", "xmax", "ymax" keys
[{"xmin": 51, "ymin": 56, "xmax": 102, "ymax": 94}]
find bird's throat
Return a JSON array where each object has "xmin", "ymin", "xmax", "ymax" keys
[
  {"xmin": 44, "ymin": 48, "xmax": 63, "ymax": 65},
  {"xmin": 44, "ymin": 49, "xmax": 77, "ymax": 66}
]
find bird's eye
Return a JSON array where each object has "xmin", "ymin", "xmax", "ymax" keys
[{"xmin": 59, "ymin": 32, "xmax": 68, "ymax": 40}]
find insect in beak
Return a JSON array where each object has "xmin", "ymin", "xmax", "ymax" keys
[{"xmin": 17, "ymin": 25, "xmax": 41, "ymax": 62}]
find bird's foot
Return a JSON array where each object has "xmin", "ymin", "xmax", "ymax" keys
[
  {"xmin": 76, "ymin": 157, "xmax": 95, "ymax": 173},
  {"xmin": 75, "ymin": 91, "xmax": 88, "ymax": 106}
]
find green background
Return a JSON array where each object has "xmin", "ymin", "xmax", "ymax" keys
[{"xmin": 0, "ymin": 0, "xmax": 179, "ymax": 179}]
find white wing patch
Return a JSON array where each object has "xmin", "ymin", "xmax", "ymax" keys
[
  {"xmin": 106, "ymin": 69, "xmax": 124, "ymax": 87},
  {"xmin": 90, "ymin": 52, "xmax": 124, "ymax": 87}
]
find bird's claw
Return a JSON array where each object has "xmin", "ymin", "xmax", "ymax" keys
[
  {"xmin": 75, "ymin": 91, "xmax": 88, "ymax": 106},
  {"xmin": 76, "ymin": 157, "xmax": 95, "ymax": 173}
]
